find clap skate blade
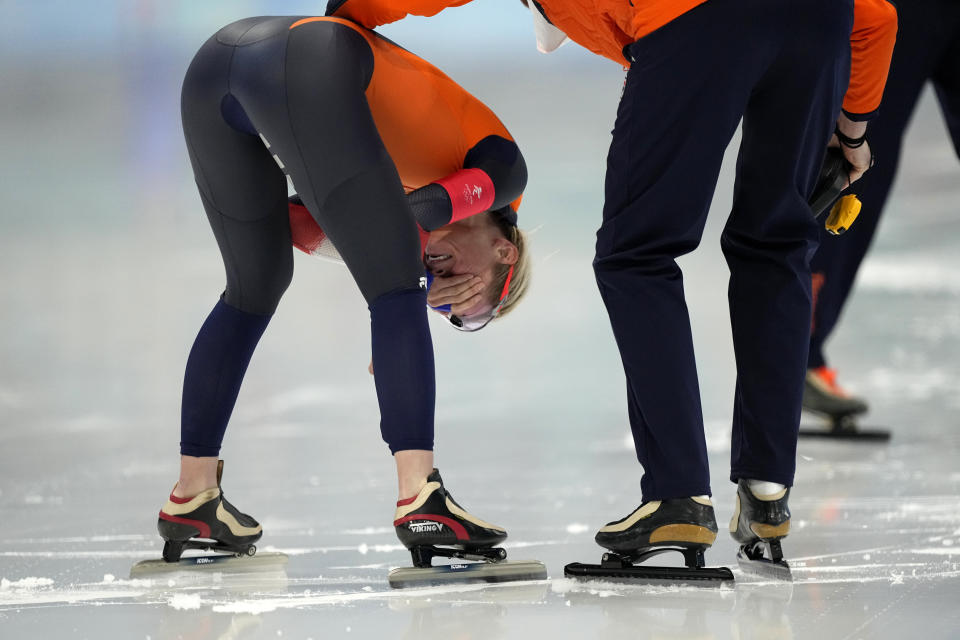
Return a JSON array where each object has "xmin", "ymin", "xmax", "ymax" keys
[
  {"xmin": 565, "ymin": 545, "xmax": 734, "ymax": 585},
  {"xmin": 799, "ymin": 413, "xmax": 891, "ymax": 441},
  {"xmin": 388, "ymin": 545, "xmax": 546, "ymax": 589},
  {"xmin": 737, "ymin": 539, "xmax": 792, "ymax": 581},
  {"xmin": 130, "ymin": 541, "xmax": 287, "ymax": 577}
]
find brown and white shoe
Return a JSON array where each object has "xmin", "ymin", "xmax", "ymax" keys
[
  {"xmin": 157, "ymin": 460, "xmax": 261, "ymax": 562},
  {"xmin": 595, "ymin": 497, "xmax": 718, "ymax": 556}
]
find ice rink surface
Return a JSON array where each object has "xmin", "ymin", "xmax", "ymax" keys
[{"xmin": 1, "ymin": 2, "xmax": 959, "ymax": 639}]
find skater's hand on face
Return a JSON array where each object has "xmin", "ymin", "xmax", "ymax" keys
[
  {"xmin": 427, "ymin": 274, "xmax": 486, "ymax": 316},
  {"xmin": 832, "ymin": 115, "xmax": 872, "ymax": 187}
]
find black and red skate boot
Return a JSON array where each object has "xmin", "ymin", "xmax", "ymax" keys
[
  {"xmin": 731, "ymin": 480, "xmax": 792, "ymax": 579},
  {"xmin": 156, "ymin": 460, "xmax": 262, "ymax": 563},
  {"xmin": 565, "ymin": 497, "xmax": 733, "ymax": 583},
  {"xmin": 388, "ymin": 469, "xmax": 546, "ymax": 588}
]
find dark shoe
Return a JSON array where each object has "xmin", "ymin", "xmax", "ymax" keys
[
  {"xmin": 393, "ymin": 469, "xmax": 507, "ymax": 551},
  {"xmin": 595, "ymin": 497, "xmax": 718, "ymax": 555},
  {"xmin": 157, "ymin": 460, "xmax": 261, "ymax": 562}
]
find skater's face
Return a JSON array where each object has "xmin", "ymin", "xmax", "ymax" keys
[{"xmin": 423, "ymin": 213, "xmax": 519, "ymax": 319}]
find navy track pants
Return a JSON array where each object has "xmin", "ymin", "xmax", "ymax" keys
[{"xmin": 593, "ymin": 0, "xmax": 853, "ymax": 500}]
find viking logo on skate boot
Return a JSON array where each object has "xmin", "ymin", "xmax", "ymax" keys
[{"xmin": 407, "ymin": 521, "xmax": 444, "ymax": 534}]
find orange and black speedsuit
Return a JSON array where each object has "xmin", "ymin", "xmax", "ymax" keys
[
  {"xmin": 328, "ymin": 0, "xmax": 897, "ymax": 499},
  {"xmin": 178, "ymin": 17, "xmax": 525, "ymax": 458}
]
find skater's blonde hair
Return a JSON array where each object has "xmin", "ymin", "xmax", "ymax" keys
[{"xmin": 488, "ymin": 211, "xmax": 530, "ymax": 321}]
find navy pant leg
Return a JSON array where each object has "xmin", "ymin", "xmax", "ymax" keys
[
  {"xmin": 594, "ymin": 0, "xmax": 772, "ymax": 501},
  {"xmin": 809, "ymin": 0, "xmax": 960, "ymax": 368},
  {"xmin": 724, "ymin": 6, "xmax": 852, "ymax": 486}
]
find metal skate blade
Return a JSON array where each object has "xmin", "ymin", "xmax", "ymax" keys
[
  {"xmin": 736, "ymin": 550, "xmax": 792, "ymax": 581},
  {"xmin": 129, "ymin": 552, "xmax": 288, "ymax": 578},
  {"xmin": 798, "ymin": 426, "xmax": 891, "ymax": 441},
  {"xmin": 564, "ymin": 562, "xmax": 733, "ymax": 586},
  {"xmin": 388, "ymin": 560, "xmax": 547, "ymax": 589}
]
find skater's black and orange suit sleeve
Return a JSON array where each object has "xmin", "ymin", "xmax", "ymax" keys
[
  {"xmin": 287, "ymin": 15, "xmax": 524, "ymax": 254},
  {"xmin": 327, "ymin": 0, "xmax": 897, "ymax": 120}
]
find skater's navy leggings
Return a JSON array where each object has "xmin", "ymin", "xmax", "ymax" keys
[
  {"xmin": 810, "ymin": 0, "xmax": 960, "ymax": 369},
  {"xmin": 179, "ymin": 17, "xmax": 434, "ymax": 456},
  {"xmin": 593, "ymin": 0, "xmax": 852, "ymax": 499}
]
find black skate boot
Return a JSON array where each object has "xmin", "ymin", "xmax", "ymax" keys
[
  {"xmin": 565, "ymin": 498, "xmax": 733, "ymax": 584},
  {"xmin": 731, "ymin": 480, "xmax": 792, "ymax": 579},
  {"xmin": 388, "ymin": 469, "xmax": 546, "ymax": 588},
  {"xmin": 131, "ymin": 461, "xmax": 263, "ymax": 574},
  {"xmin": 800, "ymin": 367, "xmax": 889, "ymax": 440}
]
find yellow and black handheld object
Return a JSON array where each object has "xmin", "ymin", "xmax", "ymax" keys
[
  {"xmin": 823, "ymin": 194, "xmax": 861, "ymax": 236},
  {"xmin": 808, "ymin": 147, "xmax": 862, "ymax": 235}
]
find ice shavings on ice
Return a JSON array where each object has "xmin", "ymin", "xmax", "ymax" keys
[
  {"xmin": 550, "ymin": 578, "xmax": 620, "ymax": 598},
  {"xmin": 0, "ymin": 575, "xmax": 161, "ymax": 608},
  {"xmin": 1, "ymin": 577, "xmax": 54, "ymax": 590},
  {"xmin": 168, "ymin": 593, "xmax": 202, "ymax": 610},
  {"xmin": 565, "ymin": 523, "xmax": 589, "ymax": 535},
  {"xmin": 549, "ymin": 577, "xmax": 714, "ymax": 598},
  {"xmin": 215, "ymin": 599, "xmax": 280, "ymax": 614}
]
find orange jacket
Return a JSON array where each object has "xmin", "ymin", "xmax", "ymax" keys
[{"xmin": 327, "ymin": 0, "xmax": 897, "ymax": 118}]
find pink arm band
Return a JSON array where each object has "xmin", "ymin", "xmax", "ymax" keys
[{"xmin": 432, "ymin": 168, "xmax": 496, "ymax": 223}]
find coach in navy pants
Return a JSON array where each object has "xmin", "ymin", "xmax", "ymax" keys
[{"xmin": 592, "ymin": 0, "xmax": 854, "ymax": 501}]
